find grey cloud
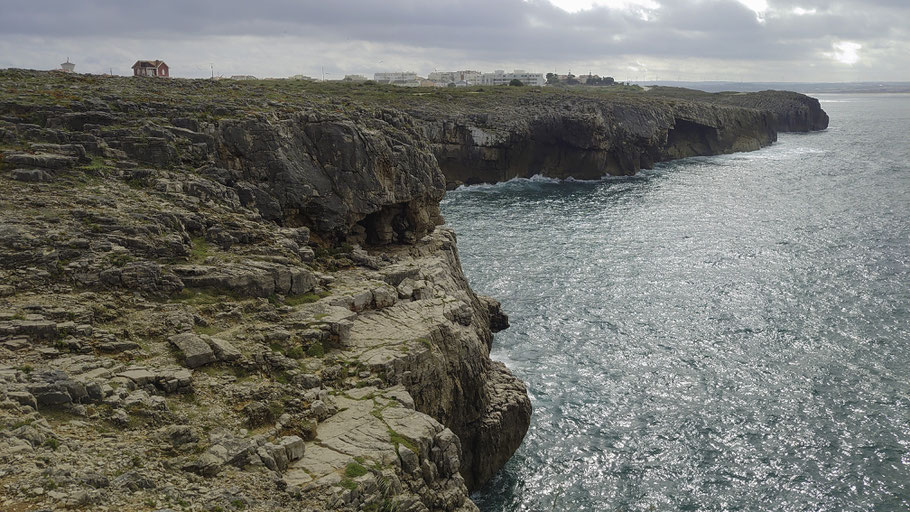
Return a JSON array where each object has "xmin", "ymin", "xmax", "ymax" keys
[{"xmin": 0, "ymin": 0, "xmax": 907, "ymax": 81}]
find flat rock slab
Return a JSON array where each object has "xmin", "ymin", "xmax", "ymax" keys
[
  {"xmin": 286, "ymin": 387, "xmax": 429, "ymax": 489},
  {"xmin": 169, "ymin": 333, "xmax": 216, "ymax": 368}
]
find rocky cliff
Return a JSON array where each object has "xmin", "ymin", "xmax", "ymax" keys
[
  {"xmin": 0, "ymin": 70, "xmax": 828, "ymax": 512},
  {"xmin": 398, "ymin": 88, "xmax": 826, "ymax": 189},
  {"xmin": 644, "ymin": 87, "xmax": 830, "ymax": 133},
  {"xmin": 0, "ymin": 70, "xmax": 529, "ymax": 512}
]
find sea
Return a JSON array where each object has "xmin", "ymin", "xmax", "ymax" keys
[{"xmin": 440, "ymin": 94, "xmax": 910, "ymax": 511}]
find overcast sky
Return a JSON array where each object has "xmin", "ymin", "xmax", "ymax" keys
[{"xmin": 1, "ymin": 0, "xmax": 907, "ymax": 82}]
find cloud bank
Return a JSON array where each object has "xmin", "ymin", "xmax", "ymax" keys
[{"xmin": 0, "ymin": 0, "xmax": 906, "ymax": 81}]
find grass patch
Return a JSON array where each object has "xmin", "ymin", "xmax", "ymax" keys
[
  {"xmin": 284, "ymin": 291, "xmax": 331, "ymax": 306},
  {"xmin": 267, "ymin": 401, "xmax": 285, "ymax": 419},
  {"xmin": 388, "ymin": 429, "xmax": 419, "ymax": 455},
  {"xmin": 345, "ymin": 461, "xmax": 368, "ymax": 478},
  {"xmin": 339, "ymin": 478, "xmax": 358, "ymax": 491},
  {"xmin": 170, "ymin": 288, "xmax": 233, "ymax": 305},
  {"xmin": 189, "ymin": 236, "xmax": 210, "ymax": 263},
  {"xmin": 193, "ymin": 324, "xmax": 222, "ymax": 336},
  {"xmin": 79, "ymin": 156, "xmax": 108, "ymax": 171},
  {"xmin": 107, "ymin": 252, "xmax": 134, "ymax": 268},
  {"xmin": 306, "ymin": 342, "xmax": 325, "ymax": 358}
]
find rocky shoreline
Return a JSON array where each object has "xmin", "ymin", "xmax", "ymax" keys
[
  {"xmin": 404, "ymin": 88, "xmax": 828, "ymax": 189},
  {"xmin": 0, "ymin": 69, "xmax": 826, "ymax": 511}
]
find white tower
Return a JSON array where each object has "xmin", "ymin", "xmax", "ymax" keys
[{"xmin": 60, "ymin": 58, "xmax": 75, "ymax": 73}]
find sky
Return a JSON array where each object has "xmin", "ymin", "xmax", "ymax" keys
[{"xmin": 0, "ymin": 0, "xmax": 907, "ymax": 82}]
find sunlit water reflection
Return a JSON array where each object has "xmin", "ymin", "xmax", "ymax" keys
[{"xmin": 441, "ymin": 95, "xmax": 910, "ymax": 511}]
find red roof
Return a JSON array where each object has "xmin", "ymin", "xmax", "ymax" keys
[{"xmin": 132, "ymin": 60, "xmax": 167, "ymax": 69}]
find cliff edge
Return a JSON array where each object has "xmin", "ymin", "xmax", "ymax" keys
[
  {"xmin": 401, "ymin": 88, "xmax": 827, "ymax": 189},
  {"xmin": 0, "ymin": 70, "xmax": 828, "ymax": 511},
  {"xmin": 0, "ymin": 70, "xmax": 529, "ymax": 512}
]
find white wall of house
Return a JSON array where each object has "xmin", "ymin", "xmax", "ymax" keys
[
  {"xmin": 480, "ymin": 69, "xmax": 545, "ymax": 86},
  {"xmin": 374, "ymin": 72, "xmax": 418, "ymax": 83}
]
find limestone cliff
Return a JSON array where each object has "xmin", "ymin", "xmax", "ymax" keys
[
  {"xmin": 401, "ymin": 89, "xmax": 826, "ymax": 188},
  {"xmin": 0, "ymin": 70, "xmax": 528, "ymax": 512},
  {"xmin": 0, "ymin": 70, "xmax": 828, "ymax": 512},
  {"xmin": 643, "ymin": 87, "xmax": 830, "ymax": 133}
]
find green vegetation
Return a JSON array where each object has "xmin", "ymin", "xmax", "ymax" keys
[
  {"xmin": 107, "ymin": 252, "xmax": 134, "ymax": 267},
  {"xmin": 267, "ymin": 401, "xmax": 285, "ymax": 419},
  {"xmin": 80, "ymin": 156, "xmax": 108, "ymax": 171},
  {"xmin": 345, "ymin": 461, "xmax": 368, "ymax": 478},
  {"xmin": 283, "ymin": 290, "xmax": 331, "ymax": 306},
  {"xmin": 388, "ymin": 429, "xmax": 419, "ymax": 455},
  {"xmin": 189, "ymin": 236, "xmax": 210, "ymax": 263},
  {"xmin": 193, "ymin": 324, "xmax": 223, "ymax": 336},
  {"xmin": 170, "ymin": 288, "xmax": 244, "ymax": 305},
  {"xmin": 339, "ymin": 478, "xmax": 358, "ymax": 490},
  {"xmin": 306, "ymin": 342, "xmax": 325, "ymax": 358}
]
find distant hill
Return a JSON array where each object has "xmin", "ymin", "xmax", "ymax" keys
[{"xmin": 633, "ymin": 81, "xmax": 910, "ymax": 94}]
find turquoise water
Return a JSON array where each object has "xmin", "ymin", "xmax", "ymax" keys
[{"xmin": 441, "ymin": 95, "xmax": 910, "ymax": 511}]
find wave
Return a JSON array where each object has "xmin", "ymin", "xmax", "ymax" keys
[{"xmin": 450, "ymin": 173, "xmax": 633, "ymax": 193}]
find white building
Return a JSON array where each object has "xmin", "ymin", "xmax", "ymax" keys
[
  {"xmin": 480, "ymin": 69, "xmax": 545, "ymax": 87},
  {"xmin": 461, "ymin": 71, "xmax": 483, "ymax": 85},
  {"xmin": 230, "ymin": 75, "xmax": 257, "ymax": 80},
  {"xmin": 288, "ymin": 75, "xmax": 317, "ymax": 81},
  {"xmin": 428, "ymin": 71, "xmax": 456, "ymax": 84},
  {"xmin": 374, "ymin": 72, "xmax": 418, "ymax": 84},
  {"xmin": 428, "ymin": 70, "xmax": 482, "ymax": 85},
  {"xmin": 59, "ymin": 58, "xmax": 75, "ymax": 73}
]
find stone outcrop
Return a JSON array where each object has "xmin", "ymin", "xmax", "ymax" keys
[
  {"xmin": 644, "ymin": 87, "xmax": 830, "ymax": 132},
  {"xmin": 403, "ymin": 89, "xmax": 826, "ymax": 188},
  {"xmin": 0, "ymin": 69, "xmax": 529, "ymax": 512},
  {"xmin": 213, "ymin": 111, "xmax": 445, "ymax": 244},
  {"xmin": 409, "ymin": 97, "xmax": 778, "ymax": 188}
]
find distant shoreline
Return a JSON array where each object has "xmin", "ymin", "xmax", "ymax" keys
[{"xmin": 630, "ymin": 81, "xmax": 910, "ymax": 95}]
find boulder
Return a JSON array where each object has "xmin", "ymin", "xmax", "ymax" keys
[
  {"xmin": 169, "ymin": 333, "xmax": 216, "ymax": 368},
  {"xmin": 11, "ymin": 168, "xmax": 53, "ymax": 182},
  {"xmin": 3, "ymin": 152, "xmax": 76, "ymax": 170}
]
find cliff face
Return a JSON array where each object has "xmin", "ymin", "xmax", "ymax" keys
[
  {"xmin": 213, "ymin": 110, "xmax": 445, "ymax": 244},
  {"xmin": 405, "ymin": 90, "xmax": 826, "ymax": 189},
  {"xmin": 0, "ymin": 70, "xmax": 829, "ymax": 511},
  {"xmin": 0, "ymin": 70, "xmax": 528, "ymax": 512},
  {"xmin": 645, "ymin": 87, "xmax": 830, "ymax": 132}
]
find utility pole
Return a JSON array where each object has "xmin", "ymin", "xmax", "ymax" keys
[{"xmin": 210, "ymin": 63, "xmax": 214, "ymax": 79}]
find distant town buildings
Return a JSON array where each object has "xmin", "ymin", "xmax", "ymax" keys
[
  {"xmin": 132, "ymin": 60, "xmax": 169, "ymax": 77},
  {"xmin": 226, "ymin": 67, "xmax": 606, "ymax": 88},
  {"xmin": 427, "ymin": 70, "xmax": 482, "ymax": 86},
  {"xmin": 59, "ymin": 58, "xmax": 75, "ymax": 73},
  {"xmin": 480, "ymin": 70, "xmax": 545, "ymax": 87},
  {"xmin": 373, "ymin": 72, "xmax": 419, "ymax": 86}
]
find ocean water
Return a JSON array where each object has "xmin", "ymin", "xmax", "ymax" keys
[{"xmin": 440, "ymin": 94, "xmax": 910, "ymax": 511}]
